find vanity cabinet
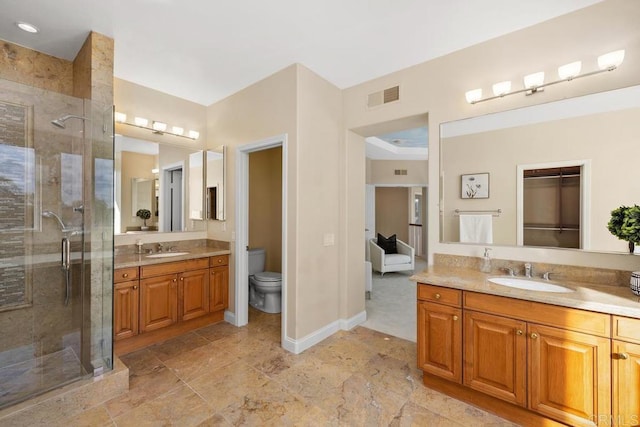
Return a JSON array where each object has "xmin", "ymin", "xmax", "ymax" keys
[
  {"xmin": 209, "ymin": 255, "xmax": 229, "ymax": 312},
  {"xmin": 418, "ymin": 283, "xmax": 617, "ymax": 426},
  {"xmin": 417, "ymin": 284, "xmax": 462, "ymax": 383},
  {"xmin": 114, "ymin": 267, "xmax": 140, "ymax": 341},
  {"xmin": 612, "ymin": 316, "xmax": 640, "ymax": 426}
]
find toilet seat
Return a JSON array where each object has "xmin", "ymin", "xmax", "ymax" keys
[{"xmin": 254, "ymin": 271, "xmax": 281, "ymax": 282}]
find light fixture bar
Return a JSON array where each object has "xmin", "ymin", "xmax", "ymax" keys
[
  {"xmin": 467, "ymin": 49, "xmax": 625, "ymax": 105},
  {"xmin": 115, "ymin": 116, "xmax": 199, "ymax": 140}
]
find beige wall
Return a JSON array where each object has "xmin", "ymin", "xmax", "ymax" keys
[
  {"xmin": 367, "ymin": 160, "xmax": 428, "ymax": 185},
  {"xmin": 249, "ymin": 147, "xmax": 282, "ymax": 273},
  {"xmin": 344, "ymin": 0, "xmax": 640, "ymax": 270},
  {"xmin": 205, "ymin": 64, "xmax": 298, "ymax": 333},
  {"xmin": 375, "ymin": 187, "xmax": 409, "ymax": 243},
  {"xmin": 114, "ymin": 78, "xmax": 207, "ymax": 148}
]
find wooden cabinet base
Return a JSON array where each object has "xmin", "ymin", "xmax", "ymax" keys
[
  {"xmin": 422, "ymin": 373, "xmax": 566, "ymax": 427},
  {"xmin": 114, "ymin": 310, "xmax": 225, "ymax": 356}
]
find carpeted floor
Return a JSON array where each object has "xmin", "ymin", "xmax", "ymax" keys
[{"xmin": 362, "ymin": 257, "xmax": 428, "ymax": 342}]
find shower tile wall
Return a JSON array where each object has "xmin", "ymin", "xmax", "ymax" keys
[{"xmin": 0, "ymin": 101, "xmax": 29, "ymax": 310}]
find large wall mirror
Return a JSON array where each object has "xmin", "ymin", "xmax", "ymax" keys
[
  {"xmin": 440, "ymin": 85, "xmax": 640, "ymax": 254},
  {"xmin": 114, "ymin": 136, "xmax": 226, "ymax": 234}
]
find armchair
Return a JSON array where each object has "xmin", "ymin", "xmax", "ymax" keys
[{"xmin": 369, "ymin": 238, "xmax": 415, "ymax": 276}]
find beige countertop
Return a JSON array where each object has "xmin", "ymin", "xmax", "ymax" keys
[
  {"xmin": 411, "ymin": 265, "xmax": 640, "ymax": 319},
  {"xmin": 114, "ymin": 247, "xmax": 231, "ymax": 269}
]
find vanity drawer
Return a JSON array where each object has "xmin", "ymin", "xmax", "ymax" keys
[
  {"xmin": 612, "ymin": 315, "xmax": 640, "ymax": 344},
  {"xmin": 464, "ymin": 292, "xmax": 611, "ymax": 337},
  {"xmin": 140, "ymin": 257, "xmax": 209, "ymax": 278},
  {"xmin": 210, "ymin": 255, "xmax": 229, "ymax": 267},
  {"xmin": 418, "ymin": 284, "xmax": 462, "ymax": 307},
  {"xmin": 114, "ymin": 267, "xmax": 139, "ymax": 283}
]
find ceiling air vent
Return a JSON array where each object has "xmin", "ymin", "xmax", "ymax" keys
[
  {"xmin": 394, "ymin": 169, "xmax": 408, "ymax": 176},
  {"xmin": 367, "ymin": 85, "xmax": 400, "ymax": 108}
]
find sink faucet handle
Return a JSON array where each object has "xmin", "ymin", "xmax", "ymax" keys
[
  {"xmin": 542, "ymin": 271, "xmax": 552, "ymax": 280},
  {"xmin": 502, "ymin": 267, "xmax": 515, "ymax": 276},
  {"xmin": 157, "ymin": 242, "xmax": 164, "ymax": 252},
  {"xmin": 524, "ymin": 263, "xmax": 532, "ymax": 278}
]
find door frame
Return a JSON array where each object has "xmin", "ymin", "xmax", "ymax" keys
[
  {"xmin": 160, "ymin": 161, "xmax": 184, "ymax": 232},
  {"xmin": 234, "ymin": 134, "xmax": 288, "ymax": 346}
]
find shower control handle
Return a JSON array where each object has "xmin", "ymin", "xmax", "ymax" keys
[{"xmin": 61, "ymin": 238, "xmax": 71, "ymax": 271}]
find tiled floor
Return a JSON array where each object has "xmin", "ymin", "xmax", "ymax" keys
[{"xmin": 64, "ymin": 309, "xmax": 518, "ymax": 426}]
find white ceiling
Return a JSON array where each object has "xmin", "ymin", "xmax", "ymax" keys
[{"xmin": 0, "ymin": 0, "xmax": 602, "ymax": 106}]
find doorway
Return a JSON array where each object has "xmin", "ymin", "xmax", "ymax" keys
[
  {"xmin": 161, "ymin": 164, "xmax": 183, "ymax": 232},
  {"xmin": 235, "ymin": 134, "xmax": 288, "ymax": 348}
]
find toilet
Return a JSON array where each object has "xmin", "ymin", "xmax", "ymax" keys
[{"xmin": 248, "ymin": 248, "xmax": 282, "ymax": 313}]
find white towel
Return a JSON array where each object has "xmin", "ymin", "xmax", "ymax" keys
[{"xmin": 459, "ymin": 214, "xmax": 493, "ymax": 244}]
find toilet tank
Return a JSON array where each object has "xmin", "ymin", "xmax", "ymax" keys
[{"xmin": 248, "ymin": 248, "xmax": 266, "ymax": 275}]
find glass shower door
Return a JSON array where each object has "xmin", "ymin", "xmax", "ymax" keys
[{"xmin": 0, "ymin": 80, "xmax": 90, "ymax": 408}]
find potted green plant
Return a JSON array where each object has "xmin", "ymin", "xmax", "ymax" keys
[
  {"xmin": 136, "ymin": 209, "xmax": 152, "ymax": 231},
  {"xmin": 607, "ymin": 205, "xmax": 640, "ymax": 253}
]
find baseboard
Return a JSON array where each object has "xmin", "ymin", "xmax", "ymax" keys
[
  {"xmin": 224, "ymin": 309, "xmax": 236, "ymax": 325},
  {"xmin": 282, "ymin": 310, "xmax": 367, "ymax": 354}
]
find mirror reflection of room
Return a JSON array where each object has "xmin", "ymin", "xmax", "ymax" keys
[{"xmin": 440, "ymin": 85, "xmax": 640, "ymax": 253}]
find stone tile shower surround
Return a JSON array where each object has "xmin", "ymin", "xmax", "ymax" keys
[{"xmin": 434, "ymin": 253, "xmax": 634, "ymax": 288}]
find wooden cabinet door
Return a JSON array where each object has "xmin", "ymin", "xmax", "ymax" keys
[
  {"xmin": 114, "ymin": 280, "xmax": 139, "ymax": 340},
  {"xmin": 612, "ymin": 340, "xmax": 640, "ymax": 427},
  {"xmin": 528, "ymin": 323, "xmax": 611, "ymax": 427},
  {"xmin": 179, "ymin": 268, "xmax": 210, "ymax": 321},
  {"xmin": 140, "ymin": 274, "xmax": 178, "ymax": 332},
  {"xmin": 210, "ymin": 266, "xmax": 229, "ymax": 312},
  {"xmin": 464, "ymin": 310, "xmax": 527, "ymax": 406},
  {"xmin": 417, "ymin": 301, "xmax": 462, "ymax": 383}
]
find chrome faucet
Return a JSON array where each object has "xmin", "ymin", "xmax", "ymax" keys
[
  {"xmin": 157, "ymin": 243, "xmax": 164, "ymax": 253},
  {"xmin": 502, "ymin": 267, "xmax": 515, "ymax": 276},
  {"xmin": 524, "ymin": 263, "xmax": 532, "ymax": 278}
]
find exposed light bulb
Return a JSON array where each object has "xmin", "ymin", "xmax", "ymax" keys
[
  {"xmin": 172, "ymin": 126, "xmax": 184, "ymax": 135},
  {"xmin": 152, "ymin": 121, "xmax": 167, "ymax": 132},
  {"xmin": 465, "ymin": 89, "xmax": 482, "ymax": 104},
  {"xmin": 188, "ymin": 130, "xmax": 200, "ymax": 139},
  {"xmin": 114, "ymin": 112, "xmax": 127, "ymax": 123},
  {"xmin": 523, "ymin": 72, "xmax": 545, "ymax": 89},
  {"xmin": 597, "ymin": 49, "xmax": 625, "ymax": 70},
  {"xmin": 134, "ymin": 117, "xmax": 148, "ymax": 127},
  {"xmin": 558, "ymin": 61, "xmax": 582, "ymax": 80},
  {"xmin": 492, "ymin": 80, "xmax": 512, "ymax": 97}
]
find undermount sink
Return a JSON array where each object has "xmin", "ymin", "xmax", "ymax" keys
[
  {"xmin": 145, "ymin": 252, "xmax": 190, "ymax": 258},
  {"xmin": 488, "ymin": 277, "xmax": 574, "ymax": 293}
]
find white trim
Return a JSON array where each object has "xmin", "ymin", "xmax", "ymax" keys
[
  {"xmin": 282, "ymin": 310, "xmax": 367, "ymax": 354},
  {"xmin": 516, "ymin": 159, "xmax": 591, "ymax": 248},
  {"xmin": 223, "ymin": 309, "xmax": 235, "ymax": 325},
  {"xmin": 235, "ymin": 134, "xmax": 288, "ymax": 346}
]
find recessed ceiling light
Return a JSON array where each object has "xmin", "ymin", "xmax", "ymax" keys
[{"xmin": 16, "ymin": 22, "xmax": 39, "ymax": 33}]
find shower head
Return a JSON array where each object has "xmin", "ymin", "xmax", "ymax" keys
[
  {"xmin": 42, "ymin": 210, "xmax": 67, "ymax": 230},
  {"xmin": 51, "ymin": 114, "xmax": 90, "ymax": 129}
]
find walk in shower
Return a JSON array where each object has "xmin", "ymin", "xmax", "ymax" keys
[{"xmin": 0, "ymin": 79, "xmax": 114, "ymax": 408}]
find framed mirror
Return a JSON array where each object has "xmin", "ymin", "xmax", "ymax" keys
[
  {"xmin": 114, "ymin": 135, "xmax": 208, "ymax": 234},
  {"xmin": 440, "ymin": 85, "xmax": 640, "ymax": 254}
]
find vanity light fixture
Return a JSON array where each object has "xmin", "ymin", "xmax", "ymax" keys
[
  {"xmin": 114, "ymin": 112, "xmax": 200, "ymax": 140},
  {"xmin": 465, "ymin": 49, "xmax": 625, "ymax": 104}
]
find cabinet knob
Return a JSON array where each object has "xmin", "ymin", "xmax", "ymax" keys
[
  {"xmin": 123, "ymin": 273, "xmax": 128, "ymax": 278},
  {"xmin": 530, "ymin": 333, "xmax": 539, "ymax": 339},
  {"xmin": 133, "ymin": 285, "xmax": 137, "ymax": 290},
  {"xmin": 516, "ymin": 329, "xmax": 523, "ymax": 336},
  {"xmin": 452, "ymin": 315, "xmax": 458, "ymax": 321},
  {"xmin": 617, "ymin": 352, "xmax": 629, "ymax": 360},
  {"xmin": 435, "ymin": 293, "xmax": 441, "ymax": 299},
  {"xmin": 173, "ymin": 278, "xmax": 177, "ymax": 282},
  {"xmin": 218, "ymin": 259, "xmax": 222, "ymax": 263},
  {"xmin": 180, "ymin": 277, "xmax": 184, "ymax": 281}
]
